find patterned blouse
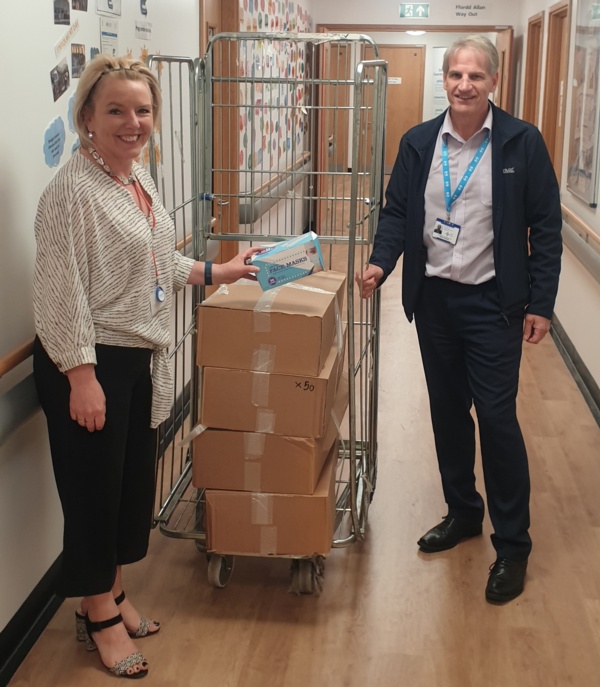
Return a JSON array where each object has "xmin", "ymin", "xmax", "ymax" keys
[{"xmin": 33, "ymin": 151, "xmax": 195, "ymax": 427}]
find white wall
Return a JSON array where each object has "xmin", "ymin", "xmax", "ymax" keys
[
  {"xmin": 555, "ymin": 0, "xmax": 600, "ymax": 387},
  {"xmin": 0, "ymin": 0, "xmax": 199, "ymax": 634},
  {"xmin": 314, "ymin": 0, "xmax": 520, "ymax": 27},
  {"xmin": 513, "ymin": 0, "xmax": 600, "ymax": 388}
]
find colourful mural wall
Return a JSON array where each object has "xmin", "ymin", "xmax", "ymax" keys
[{"xmin": 237, "ymin": 0, "xmax": 313, "ymax": 175}]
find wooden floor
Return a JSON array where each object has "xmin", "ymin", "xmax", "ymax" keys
[{"xmin": 9, "ymin": 264, "xmax": 600, "ymax": 687}]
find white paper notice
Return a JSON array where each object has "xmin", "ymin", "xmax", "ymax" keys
[
  {"xmin": 96, "ymin": 0, "xmax": 121, "ymax": 16},
  {"xmin": 135, "ymin": 20, "xmax": 152, "ymax": 41},
  {"xmin": 100, "ymin": 17, "xmax": 119, "ymax": 56}
]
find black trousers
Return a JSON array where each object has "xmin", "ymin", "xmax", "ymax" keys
[
  {"xmin": 33, "ymin": 338, "xmax": 157, "ymax": 598},
  {"xmin": 414, "ymin": 277, "xmax": 531, "ymax": 561}
]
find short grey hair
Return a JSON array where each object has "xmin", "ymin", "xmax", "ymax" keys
[{"xmin": 442, "ymin": 35, "xmax": 499, "ymax": 77}]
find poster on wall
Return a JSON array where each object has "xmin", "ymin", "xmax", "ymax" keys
[
  {"xmin": 432, "ymin": 47, "xmax": 447, "ymax": 116},
  {"xmin": 100, "ymin": 17, "xmax": 119, "ymax": 55},
  {"xmin": 71, "ymin": 43, "xmax": 86, "ymax": 78},
  {"xmin": 96, "ymin": 0, "xmax": 121, "ymax": 17},
  {"xmin": 54, "ymin": 0, "xmax": 70, "ymax": 25},
  {"xmin": 72, "ymin": 0, "xmax": 88, "ymax": 9},
  {"xmin": 50, "ymin": 58, "xmax": 70, "ymax": 102},
  {"xmin": 567, "ymin": 0, "xmax": 600, "ymax": 207}
]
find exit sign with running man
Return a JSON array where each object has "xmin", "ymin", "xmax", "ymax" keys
[{"xmin": 400, "ymin": 3, "xmax": 430, "ymax": 19}]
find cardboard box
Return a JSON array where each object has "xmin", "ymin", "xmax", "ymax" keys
[
  {"xmin": 248, "ymin": 232, "xmax": 324, "ymax": 290},
  {"xmin": 200, "ymin": 330, "xmax": 345, "ymax": 438},
  {"xmin": 205, "ymin": 442, "xmax": 338, "ymax": 557},
  {"xmin": 197, "ymin": 270, "xmax": 346, "ymax": 377},
  {"xmin": 192, "ymin": 378, "xmax": 348, "ymax": 494}
]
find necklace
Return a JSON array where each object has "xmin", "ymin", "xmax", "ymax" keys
[{"xmin": 89, "ymin": 148, "xmax": 136, "ymax": 185}]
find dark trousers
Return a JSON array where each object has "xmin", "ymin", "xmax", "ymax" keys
[
  {"xmin": 414, "ymin": 277, "xmax": 531, "ymax": 561},
  {"xmin": 33, "ymin": 338, "xmax": 157, "ymax": 598}
]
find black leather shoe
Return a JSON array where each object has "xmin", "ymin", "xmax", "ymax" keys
[
  {"xmin": 485, "ymin": 558, "xmax": 527, "ymax": 603},
  {"xmin": 417, "ymin": 516, "xmax": 482, "ymax": 553}
]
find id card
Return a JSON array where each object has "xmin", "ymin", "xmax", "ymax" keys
[
  {"xmin": 150, "ymin": 285, "xmax": 166, "ymax": 317},
  {"xmin": 432, "ymin": 218, "xmax": 461, "ymax": 246}
]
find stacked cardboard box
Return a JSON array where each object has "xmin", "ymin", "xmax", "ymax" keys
[{"xmin": 192, "ymin": 270, "xmax": 348, "ymax": 557}]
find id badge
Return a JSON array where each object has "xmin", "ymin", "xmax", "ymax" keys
[
  {"xmin": 432, "ymin": 218, "xmax": 461, "ymax": 246},
  {"xmin": 150, "ymin": 285, "xmax": 166, "ymax": 317}
]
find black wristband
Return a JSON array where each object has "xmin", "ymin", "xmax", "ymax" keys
[{"xmin": 204, "ymin": 261, "xmax": 213, "ymax": 286}]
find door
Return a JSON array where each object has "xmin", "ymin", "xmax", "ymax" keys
[
  {"xmin": 495, "ymin": 28, "xmax": 514, "ymax": 113},
  {"xmin": 367, "ymin": 45, "xmax": 425, "ymax": 174},
  {"xmin": 542, "ymin": 1, "xmax": 570, "ymax": 182},
  {"xmin": 522, "ymin": 13, "xmax": 544, "ymax": 125}
]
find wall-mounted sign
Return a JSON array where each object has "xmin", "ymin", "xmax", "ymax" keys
[
  {"xmin": 400, "ymin": 3, "xmax": 429, "ymax": 19},
  {"xmin": 44, "ymin": 118, "xmax": 66, "ymax": 168}
]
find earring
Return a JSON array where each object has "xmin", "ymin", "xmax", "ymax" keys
[{"xmin": 87, "ymin": 131, "xmax": 93, "ymax": 139}]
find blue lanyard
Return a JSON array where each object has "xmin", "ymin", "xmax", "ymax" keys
[{"xmin": 441, "ymin": 131, "xmax": 490, "ymax": 220}]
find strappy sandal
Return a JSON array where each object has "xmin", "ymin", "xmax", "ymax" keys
[
  {"xmin": 80, "ymin": 612, "xmax": 149, "ymax": 679},
  {"xmin": 114, "ymin": 591, "xmax": 160, "ymax": 638}
]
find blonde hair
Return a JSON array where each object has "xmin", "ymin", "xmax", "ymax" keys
[
  {"xmin": 73, "ymin": 54, "xmax": 162, "ymax": 149},
  {"xmin": 443, "ymin": 35, "xmax": 499, "ymax": 77}
]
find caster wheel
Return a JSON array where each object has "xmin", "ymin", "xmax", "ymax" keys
[
  {"xmin": 207, "ymin": 554, "xmax": 234, "ymax": 588},
  {"xmin": 290, "ymin": 557, "xmax": 325, "ymax": 595}
]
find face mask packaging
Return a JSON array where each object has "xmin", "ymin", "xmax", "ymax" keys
[{"xmin": 248, "ymin": 231, "xmax": 325, "ymax": 290}]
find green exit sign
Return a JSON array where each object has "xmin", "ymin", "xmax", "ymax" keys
[{"xmin": 400, "ymin": 3, "xmax": 430, "ymax": 19}]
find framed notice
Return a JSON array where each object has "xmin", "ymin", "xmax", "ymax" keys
[
  {"xmin": 96, "ymin": 0, "xmax": 121, "ymax": 17},
  {"xmin": 567, "ymin": 0, "xmax": 600, "ymax": 207}
]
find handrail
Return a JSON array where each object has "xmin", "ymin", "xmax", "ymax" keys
[
  {"xmin": 0, "ymin": 339, "xmax": 34, "ymax": 379},
  {"xmin": 239, "ymin": 151, "xmax": 311, "ymax": 198},
  {"xmin": 561, "ymin": 204, "xmax": 600, "ymax": 253},
  {"xmin": 176, "ymin": 217, "xmax": 216, "ymax": 251},
  {"xmin": 238, "ymin": 152, "xmax": 312, "ymax": 225}
]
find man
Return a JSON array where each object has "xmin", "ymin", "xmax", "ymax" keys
[{"xmin": 357, "ymin": 35, "xmax": 562, "ymax": 603}]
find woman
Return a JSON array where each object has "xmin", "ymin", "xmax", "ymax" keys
[{"xmin": 33, "ymin": 55, "xmax": 260, "ymax": 679}]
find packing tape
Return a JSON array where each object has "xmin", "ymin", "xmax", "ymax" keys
[
  {"xmin": 244, "ymin": 432, "xmax": 266, "ymax": 457},
  {"xmin": 254, "ymin": 281, "xmax": 335, "ymax": 315},
  {"xmin": 333, "ymin": 298, "xmax": 344, "ymax": 356},
  {"xmin": 253, "ymin": 310, "xmax": 272, "ymax": 333},
  {"xmin": 253, "ymin": 289, "xmax": 279, "ymax": 333},
  {"xmin": 286, "ymin": 283, "xmax": 335, "ymax": 296},
  {"xmin": 251, "ymin": 372, "xmax": 270, "ymax": 407},
  {"xmin": 330, "ymin": 407, "xmax": 342, "ymax": 436},
  {"xmin": 255, "ymin": 409, "xmax": 275, "ymax": 433},
  {"xmin": 251, "ymin": 493, "xmax": 273, "ymax": 525},
  {"xmin": 244, "ymin": 462, "xmax": 262, "ymax": 491},
  {"xmin": 252, "ymin": 343, "xmax": 276, "ymax": 372},
  {"xmin": 175, "ymin": 423, "xmax": 207, "ymax": 449},
  {"xmin": 260, "ymin": 526, "xmax": 278, "ymax": 555},
  {"xmin": 203, "ymin": 284, "xmax": 230, "ymax": 302}
]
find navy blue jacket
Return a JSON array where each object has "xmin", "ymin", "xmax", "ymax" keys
[{"xmin": 369, "ymin": 102, "xmax": 562, "ymax": 321}]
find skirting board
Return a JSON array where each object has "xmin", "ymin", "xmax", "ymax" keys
[{"xmin": 551, "ymin": 315, "xmax": 600, "ymax": 428}]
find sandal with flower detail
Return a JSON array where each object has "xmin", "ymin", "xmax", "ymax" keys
[
  {"xmin": 114, "ymin": 591, "xmax": 160, "ymax": 638},
  {"xmin": 82, "ymin": 612, "xmax": 149, "ymax": 679},
  {"xmin": 75, "ymin": 609, "xmax": 94, "ymax": 650}
]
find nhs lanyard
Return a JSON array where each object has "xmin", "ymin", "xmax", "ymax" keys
[{"xmin": 441, "ymin": 131, "xmax": 490, "ymax": 220}]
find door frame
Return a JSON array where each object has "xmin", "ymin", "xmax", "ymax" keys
[
  {"xmin": 541, "ymin": 1, "xmax": 570, "ymax": 182},
  {"xmin": 522, "ymin": 12, "xmax": 545, "ymax": 126}
]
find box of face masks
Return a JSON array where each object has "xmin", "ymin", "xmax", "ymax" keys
[{"xmin": 249, "ymin": 232, "xmax": 324, "ymax": 291}]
